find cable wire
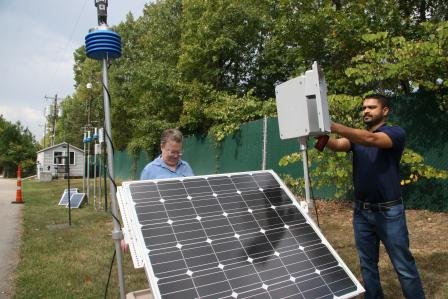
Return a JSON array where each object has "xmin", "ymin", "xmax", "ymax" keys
[
  {"xmin": 50, "ymin": 0, "xmax": 89, "ymax": 92},
  {"xmin": 104, "ymin": 249, "xmax": 116, "ymax": 299},
  {"xmin": 305, "ymin": 148, "xmax": 321, "ymax": 227},
  {"xmin": 99, "ymin": 80, "xmax": 123, "ymax": 296},
  {"xmin": 309, "ymin": 178, "xmax": 321, "ymax": 227}
]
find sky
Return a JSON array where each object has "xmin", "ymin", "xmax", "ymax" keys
[{"xmin": 0, "ymin": 0, "xmax": 148, "ymax": 141}]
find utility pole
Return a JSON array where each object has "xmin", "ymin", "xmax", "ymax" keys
[
  {"xmin": 85, "ymin": 83, "xmax": 93, "ymax": 202},
  {"xmin": 43, "ymin": 122, "xmax": 46, "ymax": 148},
  {"xmin": 86, "ymin": 83, "xmax": 93, "ymax": 127},
  {"xmin": 44, "ymin": 94, "xmax": 58, "ymax": 146}
]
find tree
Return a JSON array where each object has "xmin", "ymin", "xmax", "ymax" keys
[
  {"xmin": 0, "ymin": 115, "xmax": 40, "ymax": 177},
  {"xmin": 112, "ymin": 1, "xmax": 184, "ymax": 156},
  {"xmin": 179, "ymin": 0, "xmax": 272, "ymax": 94},
  {"xmin": 60, "ymin": 0, "xmax": 447, "ymax": 196},
  {"xmin": 346, "ymin": 22, "xmax": 448, "ymax": 110},
  {"xmin": 276, "ymin": 2, "xmax": 448, "ymax": 198},
  {"xmin": 177, "ymin": 0, "xmax": 281, "ymax": 142}
]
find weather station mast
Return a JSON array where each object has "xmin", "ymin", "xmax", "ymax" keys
[{"xmin": 84, "ymin": 1, "xmax": 126, "ymax": 297}]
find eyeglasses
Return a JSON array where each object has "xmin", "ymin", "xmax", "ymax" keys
[{"xmin": 165, "ymin": 149, "xmax": 183, "ymax": 157}]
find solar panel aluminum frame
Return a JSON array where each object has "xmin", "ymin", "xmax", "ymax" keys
[
  {"xmin": 117, "ymin": 170, "xmax": 364, "ymax": 299},
  {"xmin": 117, "ymin": 186, "xmax": 144, "ymax": 268}
]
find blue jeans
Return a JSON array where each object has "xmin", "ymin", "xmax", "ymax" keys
[{"xmin": 353, "ymin": 203, "xmax": 425, "ymax": 299}]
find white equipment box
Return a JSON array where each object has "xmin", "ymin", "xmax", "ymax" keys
[{"xmin": 275, "ymin": 61, "xmax": 331, "ymax": 139}]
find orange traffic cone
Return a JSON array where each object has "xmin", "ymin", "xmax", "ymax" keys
[{"xmin": 12, "ymin": 163, "xmax": 24, "ymax": 204}]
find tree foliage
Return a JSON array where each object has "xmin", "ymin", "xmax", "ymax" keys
[
  {"xmin": 347, "ymin": 22, "xmax": 448, "ymax": 109},
  {"xmin": 0, "ymin": 115, "xmax": 40, "ymax": 177},
  {"xmin": 47, "ymin": 0, "xmax": 448, "ymax": 195}
]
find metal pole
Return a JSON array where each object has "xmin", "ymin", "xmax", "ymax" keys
[
  {"xmin": 87, "ymin": 132, "xmax": 91, "ymax": 203},
  {"xmin": 299, "ymin": 136, "xmax": 312, "ymax": 213},
  {"xmin": 66, "ymin": 142, "xmax": 71, "ymax": 226},
  {"xmin": 93, "ymin": 142, "xmax": 97, "ymax": 210},
  {"xmin": 102, "ymin": 58, "xmax": 126, "ymax": 298},
  {"xmin": 99, "ymin": 165, "xmax": 102, "ymax": 210},
  {"xmin": 98, "ymin": 141, "xmax": 103, "ymax": 210},
  {"xmin": 43, "ymin": 122, "xmax": 46, "ymax": 148},
  {"xmin": 88, "ymin": 95, "xmax": 92, "ymax": 128},
  {"xmin": 52, "ymin": 94, "xmax": 57, "ymax": 146},
  {"xmin": 83, "ymin": 133, "xmax": 86, "ymax": 193},
  {"xmin": 262, "ymin": 115, "xmax": 268, "ymax": 170},
  {"xmin": 103, "ymin": 140, "xmax": 108, "ymax": 212}
]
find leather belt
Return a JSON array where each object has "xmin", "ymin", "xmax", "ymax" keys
[{"xmin": 354, "ymin": 199, "xmax": 402, "ymax": 211}]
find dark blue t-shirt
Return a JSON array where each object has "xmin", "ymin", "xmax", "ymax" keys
[{"xmin": 351, "ymin": 124, "xmax": 405, "ymax": 203}]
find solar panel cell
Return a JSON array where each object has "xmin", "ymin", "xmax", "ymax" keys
[
  {"xmin": 202, "ymin": 218, "xmax": 234, "ymax": 238},
  {"xmin": 194, "ymin": 271, "xmax": 231, "ymax": 297},
  {"xmin": 183, "ymin": 178, "xmax": 212, "ymax": 194},
  {"xmin": 118, "ymin": 170, "xmax": 363, "ymax": 298},
  {"xmin": 130, "ymin": 182, "xmax": 159, "ymax": 202},
  {"xmin": 136, "ymin": 202, "xmax": 166, "ymax": 215},
  {"xmin": 158, "ymin": 276, "xmax": 197, "ymax": 299},
  {"xmin": 207, "ymin": 176, "xmax": 236, "ymax": 195},
  {"xmin": 157, "ymin": 181, "xmax": 188, "ymax": 198},
  {"xmin": 269, "ymin": 281, "xmax": 303, "ymax": 298},
  {"xmin": 241, "ymin": 191, "xmax": 268, "ymax": 209}
]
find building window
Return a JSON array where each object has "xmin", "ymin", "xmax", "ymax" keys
[{"xmin": 53, "ymin": 151, "xmax": 75, "ymax": 165}]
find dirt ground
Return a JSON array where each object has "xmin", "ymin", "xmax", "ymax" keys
[{"xmin": 311, "ymin": 200, "xmax": 447, "ymax": 298}]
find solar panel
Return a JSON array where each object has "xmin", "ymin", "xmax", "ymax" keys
[
  {"xmin": 118, "ymin": 170, "xmax": 364, "ymax": 299},
  {"xmin": 58, "ymin": 188, "xmax": 79, "ymax": 206},
  {"xmin": 67, "ymin": 193, "xmax": 86, "ymax": 208}
]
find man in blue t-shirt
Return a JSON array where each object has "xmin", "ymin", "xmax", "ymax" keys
[
  {"xmin": 323, "ymin": 94, "xmax": 424, "ymax": 299},
  {"xmin": 140, "ymin": 128, "xmax": 194, "ymax": 180},
  {"xmin": 122, "ymin": 129, "xmax": 194, "ymax": 253}
]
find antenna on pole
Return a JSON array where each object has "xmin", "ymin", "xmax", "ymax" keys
[{"xmin": 85, "ymin": 1, "xmax": 125, "ymax": 298}]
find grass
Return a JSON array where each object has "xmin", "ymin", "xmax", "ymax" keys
[
  {"xmin": 15, "ymin": 180, "xmax": 447, "ymax": 298},
  {"xmin": 15, "ymin": 179, "xmax": 147, "ymax": 299}
]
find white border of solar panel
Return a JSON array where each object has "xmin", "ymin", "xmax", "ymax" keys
[{"xmin": 117, "ymin": 186, "xmax": 144, "ymax": 268}]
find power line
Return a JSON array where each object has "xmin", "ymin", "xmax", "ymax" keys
[{"xmin": 48, "ymin": 0, "xmax": 89, "ymax": 89}]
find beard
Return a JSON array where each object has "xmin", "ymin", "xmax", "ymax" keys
[{"xmin": 363, "ymin": 114, "xmax": 383, "ymax": 129}]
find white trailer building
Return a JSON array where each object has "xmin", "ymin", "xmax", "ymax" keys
[{"xmin": 36, "ymin": 142, "xmax": 84, "ymax": 180}]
